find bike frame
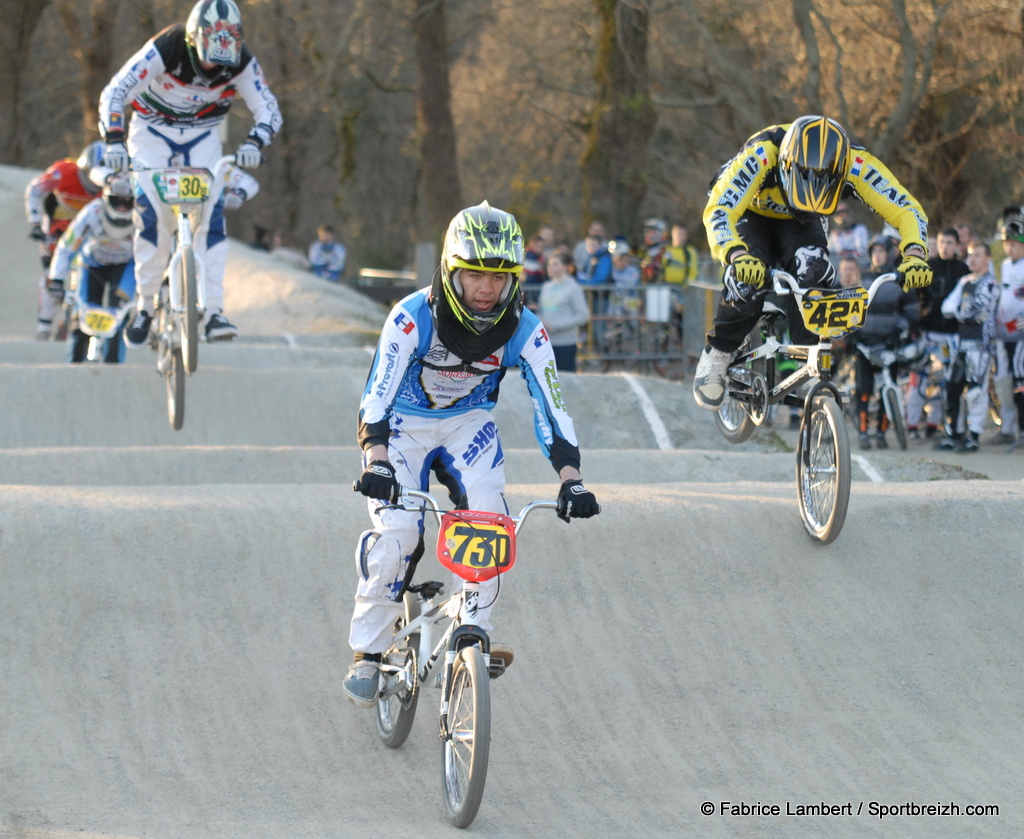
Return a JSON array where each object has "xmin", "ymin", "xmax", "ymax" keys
[
  {"xmin": 377, "ymin": 490, "xmax": 558, "ymax": 731},
  {"xmin": 727, "ymin": 270, "xmax": 898, "ymax": 419},
  {"xmin": 155, "ymin": 156, "xmax": 235, "ymax": 320}
]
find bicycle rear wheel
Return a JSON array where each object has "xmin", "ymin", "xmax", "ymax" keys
[
  {"xmin": 714, "ymin": 330, "xmax": 763, "ymax": 444},
  {"xmin": 376, "ymin": 593, "xmax": 421, "ymax": 749},
  {"xmin": 795, "ymin": 395, "xmax": 850, "ymax": 544},
  {"xmin": 882, "ymin": 385, "xmax": 908, "ymax": 450},
  {"xmin": 441, "ymin": 645, "xmax": 491, "ymax": 828},
  {"xmin": 179, "ymin": 244, "xmax": 199, "ymax": 375}
]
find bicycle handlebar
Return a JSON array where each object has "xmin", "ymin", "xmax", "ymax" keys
[{"xmin": 351, "ymin": 483, "xmax": 561, "ymax": 534}]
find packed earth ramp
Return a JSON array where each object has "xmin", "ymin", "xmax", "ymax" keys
[{"xmin": 1, "ymin": 164, "xmax": 1023, "ymax": 838}]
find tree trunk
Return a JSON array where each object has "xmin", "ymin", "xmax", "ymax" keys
[
  {"xmin": 580, "ymin": 0, "xmax": 657, "ymax": 240},
  {"xmin": 0, "ymin": 0, "xmax": 52, "ymax": 163},
  {"xmin": 412, "ymin": 0, "xmax": 462, "ymax": 244},
  {"xmin": 57, "ymin": 0, "xmax": 124, "ymax": 140}
]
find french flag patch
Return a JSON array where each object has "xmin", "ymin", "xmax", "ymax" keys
[
  {"xmin": 534, "ymin": 327, "xmax": 550, "ymax": 348},
  {"xmin": 850, "ymin": 155, "xmax": 864, "ymax": 178},
  {"xmin": 393, "ymin": 312, "xmax": 415, "ymax": 334},
  {"xmin": 755, "ymin": 145, "xmax": 769, "ymax": 166}
]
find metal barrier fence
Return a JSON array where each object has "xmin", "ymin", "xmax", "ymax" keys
[{"xmin": 574, "ymin": 260, "xmax": 724, "ymax": 378}]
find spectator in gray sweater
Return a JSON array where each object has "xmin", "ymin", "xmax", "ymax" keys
[{"xmin": 538, "ymin": 251, "xmax": 590, "ymax": 372}]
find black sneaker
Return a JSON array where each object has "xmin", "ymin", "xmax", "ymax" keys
[
  {"xmin": 958, "ymin": 434, "xmax": 980, "ymax": 453},
  {"xmin": 933, "ymin": 435, "xmax": 958, "ymax": 451},
  {"xmin": 858, "ymin": 432, "xmax": 872, "ymax": 450},
  {"xmin": 124, "ymin": 310, "xmax": 152, "ymax": 348},
  {"xmin": 205, "ymin": 312, "xmax": 238, "ymax": 342},
  {"xmin": 875, "ymin": 433, "xmax": 888, "ymax": 449}
]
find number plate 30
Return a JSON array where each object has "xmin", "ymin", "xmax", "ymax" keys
[
  {"xmin": 149, "ymin": 168, "xmax": 212, "ymax": 205},
  {"xmin": 799, "ymin": 287, "xmax": 868, "ymax": 338},
  {"xmin": 437, "ymin": 511, "xmax": 517, "ymax": 582}
]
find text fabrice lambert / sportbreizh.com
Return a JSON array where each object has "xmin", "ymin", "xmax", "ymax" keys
[{"xmin": 702, "ymin": 800, "xmax": 1000, "ymax": 819}]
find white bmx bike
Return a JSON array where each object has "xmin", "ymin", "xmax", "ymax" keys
[{"xmin": 133, "ymin": 155, "xmax": 236, "ymax": 429}]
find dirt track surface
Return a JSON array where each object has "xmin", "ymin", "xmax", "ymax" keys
[{"xmin": 2, "ymin": 164, "xmax": 1023, "ymax": 838}]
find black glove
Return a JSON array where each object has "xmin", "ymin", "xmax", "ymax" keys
[
  {"xmin": 29, "ymin": 224, "xmax": 45, "ymax": 241},
  {"xmin": 354, "ymin": 460, "xmax": 400, "ymax": 504},
  {"xmin": 47, "ymin": 278, "xmax": 65, "ymax": 301},
  {"xmin": 557, "ymin": 479, "xmax": 600, "ymax": 523}
]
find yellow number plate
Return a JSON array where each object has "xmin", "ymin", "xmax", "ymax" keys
[
  {"xmin": 437, "ymin": 511, "xmax": 517, "ymax": 582},
  {"xmin": 82, "ymin": 309, "xmax": 117, "ymax": 335},
  {"xmin": 799, "ymin": 287, "xmax": 868, "ymax": 338},
  {"xmin": 150, "ymin": 168, "xmax": 212, "ymax": 204}
]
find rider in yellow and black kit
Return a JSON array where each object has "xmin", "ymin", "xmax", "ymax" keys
[{"xmin": 693, "ymin": 115, "xmax": 933, "ymax": 411}]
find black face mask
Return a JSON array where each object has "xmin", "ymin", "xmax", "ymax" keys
[{"xmin": 430, "ymin": 285, "xmax": 521, "ymax": 363}]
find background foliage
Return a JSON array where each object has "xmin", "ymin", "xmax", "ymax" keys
[{"xmin": 3, "ymin": 0, "xmax": 1022, "ymax": 272}]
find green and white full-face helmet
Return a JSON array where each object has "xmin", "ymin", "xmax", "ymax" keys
[{"xmin": 431, "ymin": 201, "xmax": 525, "ymax": 361}]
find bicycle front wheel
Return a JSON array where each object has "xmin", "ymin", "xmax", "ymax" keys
[
  {"xmin": 166, "ymin": 346, "xmax": 185, "ymax": 431},
  {"xmin": 441, "ymin": 645, "xmax": 491, "ymax": 828},
  {"xmin": 882, "ymin": 385, "xmax": 908, "ymax": 450},
  {"xmin": 795, "ymin": 395, "xmax": 850, "ymax": 544},
  {"xmin": 376, "ymin": 593, "xmax": 421, "ymax": 749},
  {"xmin": 179, "ymin": 244, "xmax": 199, "ymax": 375}
]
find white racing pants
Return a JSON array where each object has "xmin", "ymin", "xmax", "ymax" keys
[
  {"xmin": 905, "ymin": 331, "xmax": 956, "ymax": 430},
  {"xmin": 992, "ymin": 341, "xmax": 1024, "ymax": 436},
  {"xmin": 349, "ymin": 409, "xmax": 510, "ymax": 655},
  {"xmin": 127, "ymin": 124, "xmax": 229, "ymax": 312},
  {"xmin": 947, "ymin": 342, "xmax": 992, "ymax": 436}
]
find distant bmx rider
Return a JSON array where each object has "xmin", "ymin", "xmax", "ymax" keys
[
  {"xmin": 97, "ymin": 0, "xmax": 282, "ymax": 348},
  {"xmin": 693, "ymin": 115, "xmax": 933, "ymax": 411}
]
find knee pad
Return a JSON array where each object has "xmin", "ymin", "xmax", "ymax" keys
[
  {"xmin": 354, "ymin": 529, "xmax": 380, "ymax": 581},
  {"xmin": 794, "ymin": 245, "xmax": 837, "ymax": 287}
]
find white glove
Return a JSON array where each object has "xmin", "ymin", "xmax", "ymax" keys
[
  {"xmin": 104, "ymin": 142, "xmax": 129, "ymax": 171},
  {"xmin": 235, "ymin": 142, "xmax": 261, "ymax": 169},
  {"xmin": 223, "ymin": 189, "xmax": 246, "ymax": 211}
]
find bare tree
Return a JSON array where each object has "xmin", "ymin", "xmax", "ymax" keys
[
  {"xmin": 0, "ymin": 0, "xmax": 52, "ymax": 162},
  {"xmin": 413, "ymin": 0, "xmax": 462, "ymax": 242},
  {"xmin": 580, "ymin": 0, "xmax": 657, "ymax": 237},
  {"xmin": 56, "ymin": 0, "xmax": 125, "ymax": 139}
]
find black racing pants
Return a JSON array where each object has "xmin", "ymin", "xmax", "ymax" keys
[{"xmin": 706, "ymin": 212, "xmax": 836, "ymax": 353}]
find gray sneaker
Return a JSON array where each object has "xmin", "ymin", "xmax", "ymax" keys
[
  {"xmin": 343, "ymin": 659, "xmax": 381, "ymax": 708},
  {"xmin": 692, "ymin": 346, "xmax": 732, "ymax": 411}
]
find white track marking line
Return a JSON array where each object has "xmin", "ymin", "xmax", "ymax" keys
[
  {"xmin": 622, "ymin": 374, "xmax": 673, "ymax": 451},
  {"xmin": 852, "ymin": 453, "xmax": 885, "ymax": 483}
]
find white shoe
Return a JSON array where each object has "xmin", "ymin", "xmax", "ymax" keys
[{"xmin": 692, "ymin": 346, "xmax": 732, "ymax": 411}]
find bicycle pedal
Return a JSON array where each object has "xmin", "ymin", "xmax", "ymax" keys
[{"xmin": 488, "ymin": 644, "xmax": 514, "ymax": 678}]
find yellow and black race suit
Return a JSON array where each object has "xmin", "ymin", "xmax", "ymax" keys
[{"xmin": 703, "ymin": 124, "xmax": 929, "ymax": 266}]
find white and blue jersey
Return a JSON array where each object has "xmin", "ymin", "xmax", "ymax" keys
[{"xmin": 358, "ymin": 288, "xmax": 581, "ymax": 473}]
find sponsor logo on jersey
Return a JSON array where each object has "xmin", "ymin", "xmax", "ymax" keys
[
  {"xmin": 374, "ymin": 342, "xmax": 401, "ymax": 397},
  {"xmin": 544, "ymin": 361, "xmax": 565, "ymax": 412},
  {"xmin": 862, "ymin": 166, "xmax": 912, "ymax": 208},
  {"xmin": 393, "ymin": 312, "xmax": 415, "ymax": 334},
  {"xmin": 462, "ymin": 420, "xmax": 499, "ymax": 466}
]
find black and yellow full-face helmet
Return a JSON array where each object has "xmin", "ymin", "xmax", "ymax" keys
[
  {"xmin": 431, "ymin": 202, "xmax": 525, "ymax": 361},
  {"xmin": 778, "ymin": 115, "xmax": 851, "ymax": 215}
]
